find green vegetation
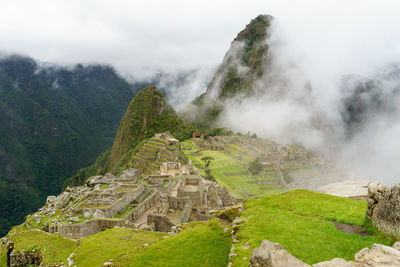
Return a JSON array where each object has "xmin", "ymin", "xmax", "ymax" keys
[
  {"xmin": 105, "ymin": 86, "xmax": 196, "ymax": 174},
  {"xmin": 181, "ymin": 139, "xmax": 282, "ymax": 198},
  {"xmin": 0, "ymin": 226, "xmax": 76, "ymax": 266},
  {"xmin": 1, "ymin": 220, "xmax": 230, "ymax": 267},
  {"xmin": 0, "ymin": 55, "xmax": 140, "ymax": 236},
  {"xmin": 201, "ymin": 156, "xmax": 214, "ymax": 167},
  {"xmin": 125, "ymin": 220, "xmax": 231, "ymax": 266},
  {"xmin": 180, "ymin": 93, "xmax": 224, "ymax": 129},
  {"xmin": 231, "ymin": 190, "xmax": 393, "ymax": 266},
  {"xmin": 248, "ymin": 158, "xmax": 263, "ymax": 175}
]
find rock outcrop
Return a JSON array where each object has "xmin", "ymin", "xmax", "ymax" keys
[
  {"xmin": 249, "ymin": 240, "xmax": 310, "ymax": 267},
  {"xmin": 250, "ymin": 240, "xmax": 400, "ymax": 267},
  {"xmin": 366, "ymin": 181, "xmax": 400, "ymax": 238}
]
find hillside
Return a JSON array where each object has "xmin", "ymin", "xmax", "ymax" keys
[
  {"xmin": 64, "ymin": 86, "xmax": 196, "ymax": 186},
  {"xmin": 0, "ymin": 55, "xmax": 142, "ymax": 236},
  {"xmin": 181, "ymin": 135, "xmax": 347, "ymax": 198}
]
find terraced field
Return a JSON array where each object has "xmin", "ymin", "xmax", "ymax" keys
[
  {"xmin": 127, "ymin": 138, "xmax": 186, "ymax": 176},
  {"xmin": 181, "ymin": 139, "xmax": 283, "ymax": 198}
]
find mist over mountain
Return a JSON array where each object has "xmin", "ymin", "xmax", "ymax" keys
[{"xmin": 180, "ymin": 14, "xmax": 400, "ymax": 185}]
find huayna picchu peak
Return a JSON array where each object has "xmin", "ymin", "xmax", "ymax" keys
[{"xmin": 182, "ymin": 14, "xmax": 275, "ymax": 128}]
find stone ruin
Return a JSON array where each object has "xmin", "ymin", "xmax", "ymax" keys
[
  {"xmin": 366, "ymin": 181, "xmax": 400, "ymax": 239},
  {"xmin": 4, "ymin": 240, "xmax": 43, "ymax": 267},
  {"xmin": 25, "ymin": 135, "xmax": 239, "ymax": 239}
]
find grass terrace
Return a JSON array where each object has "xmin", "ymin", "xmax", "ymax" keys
[{"xmin": 231, "ymin": 190, "xmax": 393, "ymax": 266}]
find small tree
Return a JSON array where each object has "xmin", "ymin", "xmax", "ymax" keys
[
  {"xmin": 201, "ymin": 156, "xmax": 215, "ymax": 181},
  {"xmin": 248, "ymin": 158, "xmax": 263, "ymax": 175},
  {"xmin": 204, "ymin": 169, "xmax": 216, "ymax": 181},
  {"xmin": 201, "ymin": 156, "xmax": 214, "ymax": 168}
]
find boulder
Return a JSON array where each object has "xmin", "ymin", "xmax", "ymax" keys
[
  {"xmin": 93, "ymin": 210, "xmax": 108, "ymax": 219},
  {"xmin": 119, "ymin": 168, "xmax": 138, "ymax": 180},
  {"xmin": 312, "ymin": 258, "xmax": 354, "ymax": 267},
  {"xmin": 249, "ymin": 240, "xmax": 311, "ymax": 267},
  {"xmin": 86, "ymin": 174, "xmax": 116, "ymax": 187},
  {"xmin": 355, "ymin": 243, "xmax": 400, "ymax": 266},
  {"xmin": 368, "ymin": 182, "xmax": 400, "ymax": 238},
  {"xmin": 368, "ymin": 181, "xmax": 390, "ymax": 202},
  {"xmin": 250, "ymin": 240, "xmax": 400, "ymax": 267},
  {"xmin": 58, "ymin": 192, "xmax": 71, "ymax": 208},
  {"xmin": 46, "ymin": 196, "xmax": 57, "ymax": 207},
  {"xmin": 83, "ymin": 211, "xmax": 93, "ymax": 219},
  {"xmin": 86, "ymin": 175, "xmax": 105, "ymax": 187}
]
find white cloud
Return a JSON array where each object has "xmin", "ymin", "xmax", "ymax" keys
[{"xmin": 2, "ymin": 0, "xmax": 400, "ymax": 183}]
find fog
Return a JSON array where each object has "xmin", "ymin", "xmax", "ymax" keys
[
  {"xmin": 217, "ymin": 9, "xmax": 400, "ymax": 184},
  {"xmin": 2, "ymin": 0, "xmax": 400, "ymax": 183}
]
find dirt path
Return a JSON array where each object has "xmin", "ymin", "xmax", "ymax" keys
[{"xmin": 332, "ymin": 221, "xmax": 369, "ymax": 236}]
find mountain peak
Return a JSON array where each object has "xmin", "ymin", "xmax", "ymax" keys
[
  {"xmin": 206, "ymin": 14, "xmax": 273, "ymax": 99},
  {"xmin": 234, "ymin": 14, "xmax": 273, "ymax": 42}
]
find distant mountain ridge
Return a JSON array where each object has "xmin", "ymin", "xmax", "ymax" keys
[{"xmin": 0, "ymin": 55, "xmax": 145, "ymax": 235}]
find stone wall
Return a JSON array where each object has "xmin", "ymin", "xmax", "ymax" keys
[
  {"xmin": 178, "ymin": 187, "xmax": 203, "ymax": 206},
  {"xmin": 57, "ymin": 219, "xmax": 126, "ymax": 239},
  {"xmin": 124, "ymin": 190, "xmax": 160, "ymax": 222},
  {"xmin": 178, "ymin": 201, "xmax": 193, "ymax": 224},
  {"xmin": 105, "ymin": 185, "xmax": 147, "ymax": 217},
  {"xmin": 9, "ymin": 250, "xmax": 43, "ymax": 267},
  {"xmin": 168, "ymin": 196, "xmax": 190, "ymax": 209},
  {"xmin": 147, "ymin": 214, "xmax": 175, "ymax": 232}
]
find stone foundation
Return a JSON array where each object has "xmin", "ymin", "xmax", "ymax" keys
[{"xmin": 57, "ymin": 219, "xmax": 128, "ymax": 239}]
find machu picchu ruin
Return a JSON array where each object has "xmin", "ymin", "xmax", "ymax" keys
[
  {"xmin": 180, "ymin": 134, "xmax": 348, "ymax": 199},
  {"xmin": 23, "ymin": 133, "xmax": 240, "ymax": 240}
]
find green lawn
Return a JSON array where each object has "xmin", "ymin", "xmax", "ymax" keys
[
  {"xmin": 231, "ymin": 190, "xmax": 393, "ymax": 266},
  {"xmin": 0, "ymin": 220, "xmax": 230, "ymax": 267},
  {"xmin": 181, "ymin": 140, "xmax": 282, "ymax": 198},
  {"xmin": 126, "ymin": 220, "xmax": 231, "ymax": 266}
]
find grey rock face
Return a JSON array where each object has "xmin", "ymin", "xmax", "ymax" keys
[
  {"xmin": 367, "ymin": 182, "xmax": 400, "ymax": 238},
  {"xmin": 249, "ymin": 240, "xmax": 311, "ymax": 267},
  {"xmin": 93, "ymin": 210, "xmax": 108, "ymax": 219},
  {"xmin": 312, "ymin": 258, "xmax": 354, "ymax": 267}
]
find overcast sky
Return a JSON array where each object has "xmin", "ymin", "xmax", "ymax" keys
[
  {"xmin": 2, "ymin": 0, "xmax": 400, "ymax": 182},
  {"xmin": 1, "ymin": 0, "xmax": 399, "ymax": 79}
]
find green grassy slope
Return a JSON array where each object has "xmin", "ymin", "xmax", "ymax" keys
[
  {"xmin": 231, "ymin": 190, "xmax": 392, "ymax": 266},
  {"xmin": 0, "ymin": 220, "xmax": 230, "ymax": 267},
  {"xmin": 181, "ymin": 139, "xmax": 283, "ymax": 198}
]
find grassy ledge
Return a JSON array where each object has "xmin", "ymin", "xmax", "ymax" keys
[{"xmin": 231, "ymin": 190, "xmax": 393, "ymax": 266}]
